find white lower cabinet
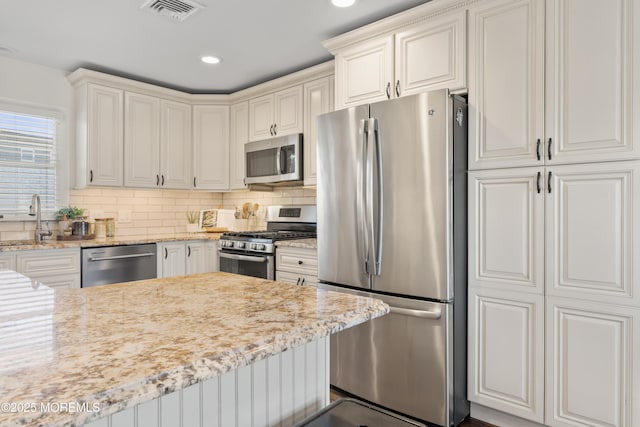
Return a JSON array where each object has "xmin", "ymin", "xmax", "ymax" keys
[
  {"xmin": 158, "ymin": 241, "xmax": 218, "ymax": 278},
  {"xmin": 0, "ymin": 248, "xmax": 81, "ymax": 289},
  {"xmin": 546, "ymin": 297, "xmax": 640, "ymax": 427},
  {"xmin": 468, "ymin": 288, "xmax": 545, "ymax": 423},
  {"xmin": 275, "ymin": 246, "xmax": 318, "ymax": 286}
]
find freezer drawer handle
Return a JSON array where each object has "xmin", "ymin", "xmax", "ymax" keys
[
  {"xmin": 219, "ymin": 252, "xmax": 267, "ymax": 263},
  {"xmin": 389, "ymin": 306, "xmax": 442, "ymax": 320},
  {"xmin": 89, "ymin": 252, "xmax": 155, "ymax": 262}
]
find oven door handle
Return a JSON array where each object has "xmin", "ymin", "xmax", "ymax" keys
[{"xmin": 218, "ymin": 252, "xmax": 268, "ymax": 263}]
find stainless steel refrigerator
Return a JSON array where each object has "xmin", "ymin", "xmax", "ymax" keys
[{"xmin": 317, "ymin": 90, "xmax": 468, "ymax": 427}]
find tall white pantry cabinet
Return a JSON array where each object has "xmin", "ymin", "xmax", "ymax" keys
[{"xmin": 467, "ymin": 0, "xmax": 640, "ymax": 426}]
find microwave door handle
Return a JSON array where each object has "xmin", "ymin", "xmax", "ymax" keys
[
  {"xmin": 371, "ymin": 117, "xmax": 383, "ymax": 276},
  {"xmin": 279, "ymin": 146, "xmax": 287, "ymax": 174},
  {"xmin": 275, "ymin": 146, "xmax": 282, "ymax": 176}
]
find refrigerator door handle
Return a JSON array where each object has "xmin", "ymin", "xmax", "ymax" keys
[
  {"xmin": 370, "ymin": 117, "xmax": 384, "ymax": 276},
  {"xmin": 389, "ymin": 306, "xmax": 442, "ymax": 320},
  {"xmin": 359, "ymin": 118, "xmax": 371, "ymax": 274}
]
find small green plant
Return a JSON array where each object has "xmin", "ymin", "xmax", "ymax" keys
[
  {"xmin": 186, "ymin": 210, "xmax": 199, "ymax": 224},
  {"xmin": 55, "ymin": 206, "xmax": 85, "ymax": 220}
]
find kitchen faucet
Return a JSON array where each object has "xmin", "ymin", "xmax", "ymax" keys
[{"xmin": 28, "ymin": 194, "xmax": 52, "ymax": 241}]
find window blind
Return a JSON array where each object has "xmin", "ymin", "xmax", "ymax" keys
[{"xmin": 0, "ymin": 111, "xmax": 58, "ymax": 216}]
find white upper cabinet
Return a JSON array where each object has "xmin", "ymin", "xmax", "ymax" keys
[
  {"xmin": 469, "ymin": 0, "xmax": 640, "ymax": 170},
  {"xmin": 192, "ymin": 105, "xmax": 229, "ymax": 191},
  {"xmin": 229, "ymin": 101, "xmax": 249, "ymax": 190},
  {"xmin": 303, "ymin": 76, "xmax": 334, "ymax": 186},
  {"xmin": 77, "ymin": 83, "xmax": 124, "ymax": 187},
  {"xmin": 332, "ymin": 10, "xmax": 466, "ymax": 110},
  {"xmin": 545, "ymin": 0, "xmax": 639, "ymax": 165},
  {"xmin": 160, "ymin": 100, "xmax": 192, "ymax": 189},
  {"xmin": 124, "ymin": 92, "xmax": 161, "ymax": 188},
  {"xmin": 335, "ymin": 35, "xmax": 395, "ymax": 109},
  {"xmin": 468, "ymin": 0, "xmax": 545, "ymax": 170},
  {"xmin": 248, "ymin": 86, "xmax": 303, "ymax": 142}
]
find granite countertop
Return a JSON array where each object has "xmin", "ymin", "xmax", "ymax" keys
[
  {"xmin": 0, "ymin": 232, "xmax": 222, "ymax": 252},
  {"xmin": 275, "ymin": 238, "xmax": 317, "ymax": 249},
  {"xmin": 0, "ymin": 270, "xmax": 388, "ymax": 427}
]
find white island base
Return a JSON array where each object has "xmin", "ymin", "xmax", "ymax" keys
[{"xmin": 87, "ymin": 337, "xmax": 328, "ymax": 427}]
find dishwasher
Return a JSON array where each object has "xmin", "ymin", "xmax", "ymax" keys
[{"xmin": 81, "ymin": 244, "xmax": 157, "ymax": 288}]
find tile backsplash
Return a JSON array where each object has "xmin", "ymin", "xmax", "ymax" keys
[{"xmin": 0, "ymin": 187, "xmax": 316, "ymax": 241}]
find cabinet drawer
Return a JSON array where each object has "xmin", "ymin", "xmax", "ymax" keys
[
  {"xmin": 276, "ymin": 270, "xmax": 318, "ymax": 287},
  {"xmin": 275, "ymin": 247, "xmax": 317, "ymax": 275},
  {"xmin": 0, "ymin": 253, "xmax": 17, "ymax": 270},
  {"xmin": 34, "ymin": 273, "xmax": 81, "ymax": 290},
  {"xmin": 17, "ymin": 249, "xmax": 81, "ymax": 276}
]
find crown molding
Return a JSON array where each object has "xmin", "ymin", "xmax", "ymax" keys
[{"xmin": 323, "ymin": 0, "xmax": 479, "ymax": 53}]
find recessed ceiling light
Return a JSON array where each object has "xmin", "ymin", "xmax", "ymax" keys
[
  {"xmin": 201, "ymin": 55, "xmax": 221, "ymax": 65},
  {"xmin": 331, "ymin": 0, "xmax": 356, "ymax": 7}
]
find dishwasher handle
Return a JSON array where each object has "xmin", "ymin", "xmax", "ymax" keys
[
  {"xmin": 88, "ymin": 252, "xmax": 156, "ymax": 262},
  {"xmin": 389, "ymin": 306, "xmax": 442, "ymax": 320}
]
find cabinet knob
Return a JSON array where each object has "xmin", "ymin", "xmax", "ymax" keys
[{"xmin": 298, "ymin": 260, "xmax": 303, "ymax": 265}]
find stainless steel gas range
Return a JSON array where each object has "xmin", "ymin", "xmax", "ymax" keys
[{"xmin": 218, "ymin": 205, "xmax": 316, "ymax": 280}]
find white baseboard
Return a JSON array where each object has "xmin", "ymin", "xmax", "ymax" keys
[{"xmin": 471, "ymin": 403, "xmax": 546, "ymax": 427}]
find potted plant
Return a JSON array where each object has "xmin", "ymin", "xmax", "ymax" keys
[
  {"xmin": 186, "ymin": 210, "xmax": 200, "ymax": 233},
  {"xmin": 55, "ymin": 206, "xmax": 85, "ymax": 234}
]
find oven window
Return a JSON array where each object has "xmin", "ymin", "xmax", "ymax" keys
[
  {"xmin": 219, "ymin": 255, "xmax": 269, "ymax": 279},
  {"xmin": 246, "ymin": 147, "xmax": 278, "ymax": 177}
]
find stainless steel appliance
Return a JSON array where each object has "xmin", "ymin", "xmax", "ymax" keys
[
  {"xmin": 296, "ymin": 398, "xmax": 426, "ymax": 427},
  {"xmin": 218, "ymin": 205, "xmax": 316, "ymax": 279},
  {"xmin": 317, "ymin": 90, "xmax": 468, "ymax": 427},
  {"xmin": 244, "ymin": 134, "xmax": 303, "ymax": 188},
  {"xmin": 81, "ymin": 244, "xmax": 157, "ymax": 288}
]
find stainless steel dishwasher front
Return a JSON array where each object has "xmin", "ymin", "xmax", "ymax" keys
[{"xmin": 81, "ymin": 244, "xmax": 157, "ymax": 287}]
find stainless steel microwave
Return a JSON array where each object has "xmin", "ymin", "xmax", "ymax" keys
[{"xmin": 244, "ymin": 133, "xmax": 303, "ymax": 187}]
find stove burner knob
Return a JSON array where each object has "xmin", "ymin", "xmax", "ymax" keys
[
  {"xmin": 256, "ymin": 244, "xmax": 266, "ymax": 250},
  {"xmin": 236, "ymin": 242, "xmax": 245, "ymax": 249}
]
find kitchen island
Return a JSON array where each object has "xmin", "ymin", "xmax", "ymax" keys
[{"xmin": 0, "ymin": 270, "xmax": 388, "ymax": 427}]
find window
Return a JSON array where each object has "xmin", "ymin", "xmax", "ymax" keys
[{"xmin": 0, "ymin": 110, "xmax": 59, "ymax": 217}]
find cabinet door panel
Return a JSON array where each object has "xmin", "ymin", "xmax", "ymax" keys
[
  {"xmin": 159, "ymin": 243, "xmax": 186, "ymax": 278},
  {"xmin": 546, "ymin": 297, "xmax": 639, "ymax": 427},
  {"xmin": 468, "ymin": 288, "xmax": 544, "ymax": 422},
  {"xmin": 160, "ymin": 100, "xmax": 192, "ymax": 189},
  {"xmin": 193, "ymin": 105, "xmax": 229, "ymax": 190},
  {"xmin": 229, "ymin": 102, "xmax": 249, "ymax": 190},
  {"xmin": 546, "ymin": 161, "xmax": 640, "ymax": 306},
  {"xmin": 468, "ymin": 0, "xmax": 544, "ymax": 170},
  {"xmin": 185, "ymin": 242, "xmax": 206, "ymax": 275},
  {"xmin": 124, "ymin": 92, "xmax": 160, "ymax": 188},
  {"xmin": 395, "ymin": 11, "xmax": 466, "ymax": 96},
  {"xmin": 335, "ymin": 35, "xmax": 394, "ymax": 109},
  {"xmin": 468, "ymin": 168, "xmax": 544, "ymax": 294},
  {"xmin": 87, "ymin": 84, "xmax": 124, "ymax": 186},
  {"xmin": 546, "ymin": 0, "xmax": 639, "ymax": 164},
  {"xmin": 249, "ymin": 94, "xmax": 274, "ymax": 142},
  {"xmin": 274, "ymin": 86, "xmax": 303, "ymax": 137},
  {"xmin": 303, "ymin": 77, "xmax": 334, "ymax": 186}
]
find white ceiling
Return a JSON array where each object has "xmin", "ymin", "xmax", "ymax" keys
[{"xmin": 0, "ymin": 0, "xmax": 431, "ymax": 94}]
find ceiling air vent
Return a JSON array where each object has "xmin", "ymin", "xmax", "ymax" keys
[{"xmin": 140, "ymin": 0, "xmax": 205, "ymax": 22}]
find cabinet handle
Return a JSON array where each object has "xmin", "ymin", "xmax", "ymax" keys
[
  {"xmin": 90, "ymin": 170, "xmax": 93, "ymax": 183},
  {"xmin": 296, "ymin": 277, "xmax": 301, "ymax": 286},
  {"xmin": 536, "ymin": 171, "xmax": 541, "ymax": 194},
  {"xmin": 164, "ymin": 247, "xmax": 168, "ymax": 259},
  {"xmin": 273, "ymin": 123, "xmax": 277, "ymax": 135},
  {"xmin": 298, "ymin": 260, "xmax": 303, "ymax": 265},
  {"xmin": 386, "ymin": 82, "xmax": 391, "ymax": 99},
  {"xmin": 193, "ymin": 177, "xmax": 197, "ymax": 188},
  {"xmin": 395, "ymin": 80, "xmax": 400, "ymax": 97},
  {"xmin": 270, "ymin": 124, "xmax": 274, "ymax": 136},
  {"xmin": 536, "ymin": 139, "xmax": 541, "ymax": 161},
  {"xmin": 161, "ymin": 175, "xmax": 165, "ymax": 186},
  {"xmin": 156, "ymin": 174, "xmax": 160, "ymax": 186},
  {"xmin": 547, "ymin": 138, "xmax": 552, "ymax": 161},
  {"xmin": 187, "ymin": 245, "xmax": 191, "ymax": 257},
  {"xmin": 548, "ymin": 171, "xmax": 552, "ymax": 193},
  {"xmin": 301, "ymin": 278, "xmax": 305, "ymax": 286}
]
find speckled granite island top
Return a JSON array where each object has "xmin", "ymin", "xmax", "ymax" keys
[{"xmin": 0, "ymin": 270, "xmax": 388, "ymax": 427}]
